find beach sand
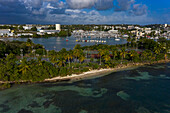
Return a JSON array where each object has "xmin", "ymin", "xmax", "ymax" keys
[
  {"xmin": 0, "ymin": 60, "xmax": 169, "ymax": 84},
  {"xmin": 44, "ymin": 60, "xmax": 170, "ymax": 83}
]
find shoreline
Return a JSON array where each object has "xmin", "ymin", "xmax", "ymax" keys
[
  {"xmin": 0, "ymin": 59, "xmax": 169, "ymax": 85},
  {"xmin": 44, "ymin": 60, "xmax": 170, "ymax": 83}
]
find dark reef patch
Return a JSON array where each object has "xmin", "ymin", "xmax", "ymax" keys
[
  {"xmin": 18, "ymin": 109, "xmax": 33, "ymax": 113},
  {"xmin": 43, "ymin": 100, "xmax": 53, "ymax": 108},
  {"xmin": 0, "ymin": 104, "xmax": 10, "ymax": 112},
  {"xmin": 28, "ymin": 101, "xmax": 41, "ymax": 108}
]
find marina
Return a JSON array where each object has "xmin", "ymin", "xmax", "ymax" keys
[
  {"xmin": 72, "ymin": 30, "xmax": 120, "ymax": 38},
  {"xmin": 0, "ymin": 37, "xmax": 127, "ymax": 51}
]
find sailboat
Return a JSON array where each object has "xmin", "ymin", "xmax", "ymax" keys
[{"xmin": 115, "ymin": 38, "xmax": 120, "ymax": 41}]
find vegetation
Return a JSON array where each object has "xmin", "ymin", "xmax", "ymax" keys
[{"xmin": 0, "ymin": 38, "xmax": 169, "ymax": 89}]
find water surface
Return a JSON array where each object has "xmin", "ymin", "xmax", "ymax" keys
[
  {"xmin": 0, "ymin": 63, "xmax": 170, "ymax": 113},
  {"xmin": 1, "ymin": 37, "xmax": 127, "ymax": 51}
]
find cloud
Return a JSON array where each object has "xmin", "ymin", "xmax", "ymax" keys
[
  {"xmin": 20, "ymin": 0, "xmax": 44, "ymax": 11},
  {"xmin": 66, "ymin": 0, "xmax": 97, "ymax": 9},
  {"xmin": 43, "ymin": 9, "xmax": 153, "ymax": 24},
  {"xmin": 66, "ymin": 0, "xmax": 114, "ymax": 10},
  {"xmin": 115, "ymin": 0, "xmax": 134, "ymax": 11},
  {"xmin": 1, "ymin": 0, "xmax": 168, "ymax": 24},
  {"xmin": 131, "ymin": 4, "xmax": 147, "ymax": 16},
  {"xmin": 0, "ymin": 0, "xmax": 29, "ymax": 14},
  {"xmin": 65, "ymin": 9, "xmax": 87, "ymax": 15},
  {"xmin": 95, "ymin": 0, "xmax": 114, "ymax": 10}
]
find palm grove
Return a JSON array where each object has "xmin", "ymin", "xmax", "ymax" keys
[{"xmin": 0, "ymin": 38, "xmax": 169, "ymax": 87}]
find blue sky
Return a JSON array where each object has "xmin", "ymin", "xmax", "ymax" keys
[{"xmin": 0, "ymin": 0, "xmax": 169, "ymax": 24}]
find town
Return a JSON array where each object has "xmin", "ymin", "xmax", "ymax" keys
[{"xmin": 0, "ymin": 24, "xmax": 169, "ymax": 40}]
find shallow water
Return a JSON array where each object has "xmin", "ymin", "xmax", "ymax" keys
[{"xmin": 0, "ymin": 63, "xmax": 170, "ymax": 113}]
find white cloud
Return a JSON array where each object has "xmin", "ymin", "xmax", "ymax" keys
[
  {"xmin": 131, "ymin": 4, "xmax": 147, "ymax": 16},
  {"xmin": 65, "ymin": 9, "xmax": 81, "ymax": 14},
  {"xmin": 46, "ymin": 3, "xmax": 56, "ymax": 9},
  {"xmin": 1, "ymin": 0, "xmax": 164, "ymax": 24},
  {"xmin": 115, "ymin": 0, "xmax": 135, "ymax": 11},
  {"xmin": 42, "ymin": 9, "xmax": 153, "ymax": 24},
  {"xmin": 95, "ymin": 0, "xmax": 114, "ymax": 10},
  {"xmin": 66, "ymin": 0, "xmax": 98, "ymax": 9}
]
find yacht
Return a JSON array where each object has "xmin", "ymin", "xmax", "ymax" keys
[{"xmin": 115, "ymin": 38, "xmax": 120, "ymax": 41}]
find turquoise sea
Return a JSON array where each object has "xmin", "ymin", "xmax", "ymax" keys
[{"xmin": 0, "ymin": 63, "xmax": 170, "ymax": 113}]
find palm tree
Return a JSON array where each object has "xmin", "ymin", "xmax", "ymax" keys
[
  {"xmin": 147, "ymin": 50, "xmax": 153, "ymax": 61},
  {"xmin": 79, "ymin": 53, "xmax": 85, "ymax": 64},
  {"xmin": 129, "ymin": 50, "xmax": 139, "ymax": 62},
  {"xmin": 98, "ymin": 49, "xmax": 105, "ymax": 65},
  {"xmin": 112, "ymin": 48, "xmax": 118, "ymax": 60},
  {"xmin": 153, "ymin": 44, "xmax": 162, "ymax": 60},
  {"xmin": 50, "ymin": 54, "xmax": 58, "ymax": 66},
  {"xmin": 120, "ymin": 48, "xmax": 126, "ymax": 61},
  {"xmin": 103, "ymin": 49, "xmax": 110, "ymax": 62},
  {"xmin": 141, "ymin": 50, "xmax": 148, "ymax": 61},
  {"xmin": 129, "ymin": 50, "xmax": 135, "ymax": 61},
  {"xmin": 58, "ymin": 54, "xmax": 67, "ymax": 67},
  {"xmin": 66, "ymin": 50, "xmax": 73, "ymax": 67},
  {"xmin": 73, "ymin": 49, "xmax": 81, "ymax": 63},
  {"xmin": 103, "ymin": 54, "xmax": 111, "ymax": 63},
  {"xmin": 153, "ymin": 46, "xmax": 161, "ymax": 55},
  {"xmin": 163, "ymin": 47, "xmax": 168, "ymax": 61},
  {"xmin": 26, "ymin": 39, "xmax": 33, "ymax": 53},
  {"xmin": 19, "ymin": 58, "xmax": 30, "ymax": 75}
]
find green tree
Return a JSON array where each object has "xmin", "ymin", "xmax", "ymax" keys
[
  {"xmin": 31, "ymin": 27, "xmax": 37, "ymax": 31},
  {"xmin": 141, "ymin": 50, "xmax": 148, "ymax": 61},
  {"xmin": 112, "ymin": 48, "xmax": 118, "ymax": 60},
  {"xmin": 119, "ymin": 47, "xmax": 126, "ymax": 61},
  {"xmin": 66, "ymin": 50, "xmax": 73, "ymax": 67},
  {"xmin": 19, "ymin": 58, "xmax": 30, "ymax": 76},
  {"xmin": 103, "ymin": 49, "xmax": 111, "ymax": 63},
  {"xmin": 19, "ymin": 26, "xmax": 24, "ymax": 30},
  {"xmin": 73, "ymin": 49, "xmax": 81, "ymax": 63},
  {"xmin": 98, "ymin": 49, "xmax": 105, "ymax": 65},
  {"xmin": 79, "ymin": 53, "xmax": 85, "ymax": 64}
]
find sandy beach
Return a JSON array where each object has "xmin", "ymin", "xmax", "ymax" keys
[
  {"xmin": 44, "ymin": 68, "xmax": 115, "ymax": 82},
  {"xmin": 44, "ymin": 59, "xmax": 170, "ymax": 83},
  {"xmin": 0, "ymin": 60, "xmax": 169, "ymax": 84}
]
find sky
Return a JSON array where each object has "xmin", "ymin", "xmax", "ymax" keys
[{"xmin": 0, "ymin": 0, "xmax": 169, "ymax": 25}]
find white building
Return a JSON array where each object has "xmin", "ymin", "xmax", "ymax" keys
[
  {"xmin": 37, "ymin": 32, "xmax": 44, "ymax": 35},
  {"xmin": 128, "ymin": 26, "xmax": 135, "ymax": 30},
  {"xmin": 94, "ymin": 26, "xmax": 99, "ymax": 29},
  {"xmin": 39, "ymin": 30, "xmax": 60, "ymax": 34},
  {"xmin": 23, "ymin": 25, "xmax": 33, "ymax": 30},
  {"xmin": 0, "ymin": 29, "xmax": 11, "ymax": 36},
  {"xmin": 144, "ymin": 28, "xmax": 152, "ymax": 34},
  {"xmin": 122, "ymin": 34, "xmax": 129, "ymax": 38},
  {"xmin": 0, "ymin": 29, "xmax": 10, "ymax": 34},
  {"xmin": 135, "ymin": 26, "xmax": 141, "ymax": 30},
  {"xmin": 73, "ymin": 30, "xmax": 84, "ymax": 33},
  {"xmin": 7, "ymin": 33, "xmax": 14, "ymax": 37},
  {"xmin": 131, "ymin": 30, "xmax": 144, "ymax": 36},
  {"xmin": 164, "ymin": 24, "xmax": 168, "ymax": 28},
  {"xmin": 108, "ymin": 30, "xmax": 118, "ymax": 34},
  {"xmin": 115, "ymin": 26, "xmax": 122, "ymax": 29},
  {"xmin": 21, "ymin": 33, "xmax": 33, "ymax": 36},
  {"xmin": 55, "ymin": 24, "xmax": 61, "ymax": 31},
  {"xmin": 104, "ymin": 26, "xmax": 112, "ymax": 29}
]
